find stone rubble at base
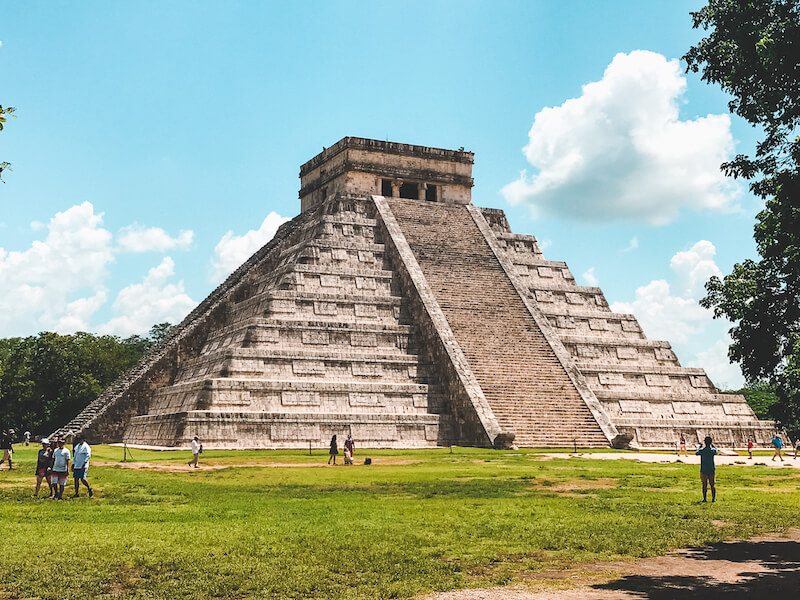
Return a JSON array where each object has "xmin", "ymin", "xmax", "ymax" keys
[{"xmin": 54, "ymin": 137, "xmax": 781, "ymax": 449}]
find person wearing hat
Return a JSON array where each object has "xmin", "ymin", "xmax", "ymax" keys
[
  {"xmin": 71, "ymin": 435, "xmax": 93, "ymax": 498},
  {"xmin": 34, "ymin": 438, "xmax": 53, "ymax": 498},
  {"xmin": 0, "ymin": 429, "xmax": 13, "ymax": 470},
  {"xmin": 51, "ymin": 438, "xmax": 71, "ymax": 500}
]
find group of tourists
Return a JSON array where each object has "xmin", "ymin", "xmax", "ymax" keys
[
  {"xmin": 678, "ymin": 431, "xmax": 799, "ymax": 461},
  {"xmin": 328, "ymin": 434, "xmax": 356, "ymax": 465},
  {"xmin": 33, "ymin": 435, "xmax": 93, "ymax": 500}
]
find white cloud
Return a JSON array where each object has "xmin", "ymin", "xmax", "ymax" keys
[
  {"xmin": 0, "ymin": 202, "xmax": 114, "ymax": 336},
  {"xmin": 611, "ymin": 239, "xmax": 743, "ymax": 388},
  {"xmin": 669, "ymin": 240, "xmax": 722, "ymax": 298},
  {"xmin": 538, "ymin": 239, "xmax": 552, "ymax": 252},
  {"xmin": 582, "ymin": 267, "xmax": 599, "ymax": 287},
  {"xmin": 691, "ymin": 335, "xmax": 741, "ymax": 390},
  {"xmin": 99, "ymin": 257, "xmax": 196, "ymax": 337},
  {"xmin": 502, "ymin": 50, "xmax": 737, "ymax": 225},
  {"xmin": 54, "ymin": 290, "xmax": 109, "ymax": 333},
  {"xmin": 622, "ymin": 236, "xmax": 639, "ymax": 253},
  {"xmin": 117, "ymin": 225, "xmax": 193, "ymax": 253},
  {"xmin": 210, "ymin": 211, "xmax": 290, "ymax": 283}
]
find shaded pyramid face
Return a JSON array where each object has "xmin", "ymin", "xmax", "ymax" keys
[{"xmin": 57, "ymin": 138, "xmax": 780, "ymax": 449}]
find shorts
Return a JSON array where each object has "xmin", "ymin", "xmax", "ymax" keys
[
  {"xmin": 700, "ymin": 472, "xmax": 716, "ymax": 484},
  {"xmin": 51, "ymin": 472, "xmax": 68, "ymax": 486},
  {"xmin": 36, "ymin": 468, "xmax": 48, "ymax": 478},
  {"xmin": 73, "ymin": 468, "xmax": 87, "ymax": 480},
  {"xmin": 2, "ymin": 449, "xmax": 11, "ymax": 460}
]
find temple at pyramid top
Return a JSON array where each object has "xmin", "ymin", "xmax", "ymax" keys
[{"xmin": 299, "ymin": 137, "xmax": 475, "ymax": 211}]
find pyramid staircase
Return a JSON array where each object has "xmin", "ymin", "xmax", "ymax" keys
[{"xmin": 387, "ymin": 198, "xmax": 610, "ymax": 447}]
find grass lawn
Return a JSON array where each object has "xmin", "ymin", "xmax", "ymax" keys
[{"xmin": 1, "ymin": 445, "xmax": 799, "ymax": 599}]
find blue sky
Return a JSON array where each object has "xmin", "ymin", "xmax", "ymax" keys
[{"xmin": 1, "ymin": 1, "xmax": 764, "ymax": 387}]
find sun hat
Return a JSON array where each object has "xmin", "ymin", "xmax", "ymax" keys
[{"xmin": 41, "ymin": 438, "xmax": 50, "ymax": 445}]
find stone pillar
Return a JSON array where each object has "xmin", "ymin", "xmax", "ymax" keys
[{"xmin": 420, "ymin": 182, "xmax": 428, "ymax": 201}]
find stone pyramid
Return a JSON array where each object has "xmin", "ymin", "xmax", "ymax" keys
[{"xmin": 57, "ymin": 137, "xmax": 779, "ymax": 449}]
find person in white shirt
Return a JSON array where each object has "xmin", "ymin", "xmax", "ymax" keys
[
  {"xmin": 24, "ymin": 430, "xmax": 31, "ymax": 446},
  {"xmin": 188, "ymin": 436, "xmax": 201, "ymax": 468},
  {"xmin": 71, "ymin": 435, "xmax": 93, "ymax": 498},
  {"xmin": 51, "ymin": 438, "xmax": 71, "ymax": 500}
]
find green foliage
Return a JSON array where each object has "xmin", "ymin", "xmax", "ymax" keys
[
  {"xmin": 1, "ymin": 447, "xmax": 799, "ymax": 599},
  {"xmin": 0, "ymin": 327, "xmax": 170, "ymax": 436},
  {"xmin": 728, "ymin": 380, "xmax": 778, "ymax": 419},
  {"xmin": 0, "ymin": 104, "xmax": 16, "ymax": 180},
  {"xmin": 684, "ymin": 1, "xmax": 800, "ymax": 437}
]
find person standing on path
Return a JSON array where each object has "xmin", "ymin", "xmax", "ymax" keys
[
  {"xmin": 0, "ymin": 429, "xmax": 13, "ymax": 470},
  {"xmin": 771, "ymin": 435, "xmax": 784, "ymax": 461},
  {"xmin": 188, "ymin": 436, "xmax": 201, "ymax": 468},
  {"xmin": 51, "ymin": 438, "xmax": 71, "ymax": 500},
  {"xmin": 328, "ymin": 435, "xmax": 338, "ymax": 465},
  {"xmin": 695, "ymin": 436, "xmax": 718, "ymax": 503},
  {"xmin": 71, "ymin": 435, "xmax": 93, "ymax": 498},
  {"xmin": 747, "ymin": 437, "xmax": 754, "ymax": 459},
  {"xmin": 24, "ymin": 430, "xmax": 31, "ymax": 446},
  {"xmin": 794, "ymin": 438, "xmax": 799, "ymax": 459},
  {"xmin": 34, "ymin": 439, "xmax": 52, "ymax": 498},
  {"xmin": 678, "ymin": 433, "xmax": 688, "ymax": 456},
  {"xmin": 343, "ymin": 434, "xmax": 355, "ymax": 465}
]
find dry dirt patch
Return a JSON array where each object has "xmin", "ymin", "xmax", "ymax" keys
[
  {"xmin": 420, "ymin": 529, "xmax": 800, "ymax": 600},
  {"xmin": 94, "ymin": 457, "xmax": 421, "ymax": 472},
  {"xmin": 527, "ymin": 478, "xmax": 618, "ymax": 495}
]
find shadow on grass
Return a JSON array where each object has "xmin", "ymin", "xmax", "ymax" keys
[{"xmin": 594, "ymin": 538, "xmax": 800, "ymax": 598}]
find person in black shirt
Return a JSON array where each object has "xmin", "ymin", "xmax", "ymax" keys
[
  {"xmin": 34, "ymin": 439, "xmax": 52, "ymax": 498},
  {"xmin": 0, "ymin": 430, "xmax": 13, "ymax": 470}
]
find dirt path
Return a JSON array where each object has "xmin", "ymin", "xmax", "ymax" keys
[
  {"xmin": 540, "ymin": 451, "xmax": 800, "ymax": 470},
  {"xmin": 92, "ymin": 457, "xmax": 420, "ymax": 472},
  {"xmin": 419, "ymin": 529, "xmax": 800, "ymax": 599}
]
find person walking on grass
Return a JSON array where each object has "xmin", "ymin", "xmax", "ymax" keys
[
  {"xmin": 747, "ymin": 437, "xmax": 754, "ymax": 459},
  {"xmin": 677, "ymin": 433, "xmax": 688, "ymax": 456},
  {"xmin": 33, "ymin": 439, "xmax": 52, "ymax": 498},
  {"xmin": 71, "ymin": 435, "xmax": 93, "ymax": 498},
  {"xmin": 771, "ymin": 434, "xmax": 784, "ymax": 462},
  {"xmin": 47, "ymin": 438, "xmax": 58, "ymax": 498},
  {"xmin": 188, "ymin": 436, "xmax": 201, "ymax": 468},
  {"xmin": 0, "ymin": 429, "xmax": 14, "ymax": 470},
  {"xmin": 695, "ymin": 436, "xmax": 718, "ymax": 503},
  {"xmin": 24, "ymin": 430, "xmax": 30, "ymax": 446},
  {"xmin": 51, "ymin": 438, "xmax": 71, "ymax": 500},
  {"xmin": 328, "ymin": 434, "xmax": 338, "ymax": 465}
]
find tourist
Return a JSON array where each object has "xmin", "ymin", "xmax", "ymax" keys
[
  {"xmin": 47, "ymin": 438, "xmax": 58, "ymax": 498},
  {"xmin": 24, "ymin": 430, "xmax": 31, "ymax": 446},
  {"xmin": 0, "ymin": 429, "xmax": 13, "ymax": 470},
  {"xmin": 188, "ymin": 436, "xmax": 201, "ymax": 468},
  {"xmin": 34, "ymin": 439, "xmax": 52, "ymax": 498},
  {"xmin": 747, "ymin": 437, "xmax": 754, "ymax": 459},
  {"xmin": 51, "ymin": 438, "xmax": 71, "ymax": 500},
  {"xmin": 343, "ymin": 434, "xmax": 355, "ymax": 465},
  {"xmin": 794, "ymin": 438, "xmax": 799, "ymax": 459},
  {"xmin": 677, "ymin": 433, "xmax": 688, "ymax": 456},
  {"xmin": 695, "ymin": 436, "xmax": 718, "ymax": 503},
  {"xmin": 328, "ymin": 434, "xmax": 338, "ymax": 465},
  {"xmin": 770, "ymin": 434, "xmax": 784, "ymax": 462},
  {"xmin": 71, "ymin": 435, "xmax": 93, "ymax": 498}
]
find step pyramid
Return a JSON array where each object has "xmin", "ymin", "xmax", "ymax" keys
[{"xmin": 54, "ymin": 137, "xmax": 780, "ymax": 449}]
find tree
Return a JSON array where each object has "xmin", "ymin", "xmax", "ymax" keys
[
  {"xmin": 0, "ymin": 325, "xmax": 173, "ymax": 435},
  {"xmin": 0, "ymin": 104, "xmax": 16, "ymax": 181},
  {"xmin": 684, "ymin": 0, "xmax": 800, "ymax": 438}
]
